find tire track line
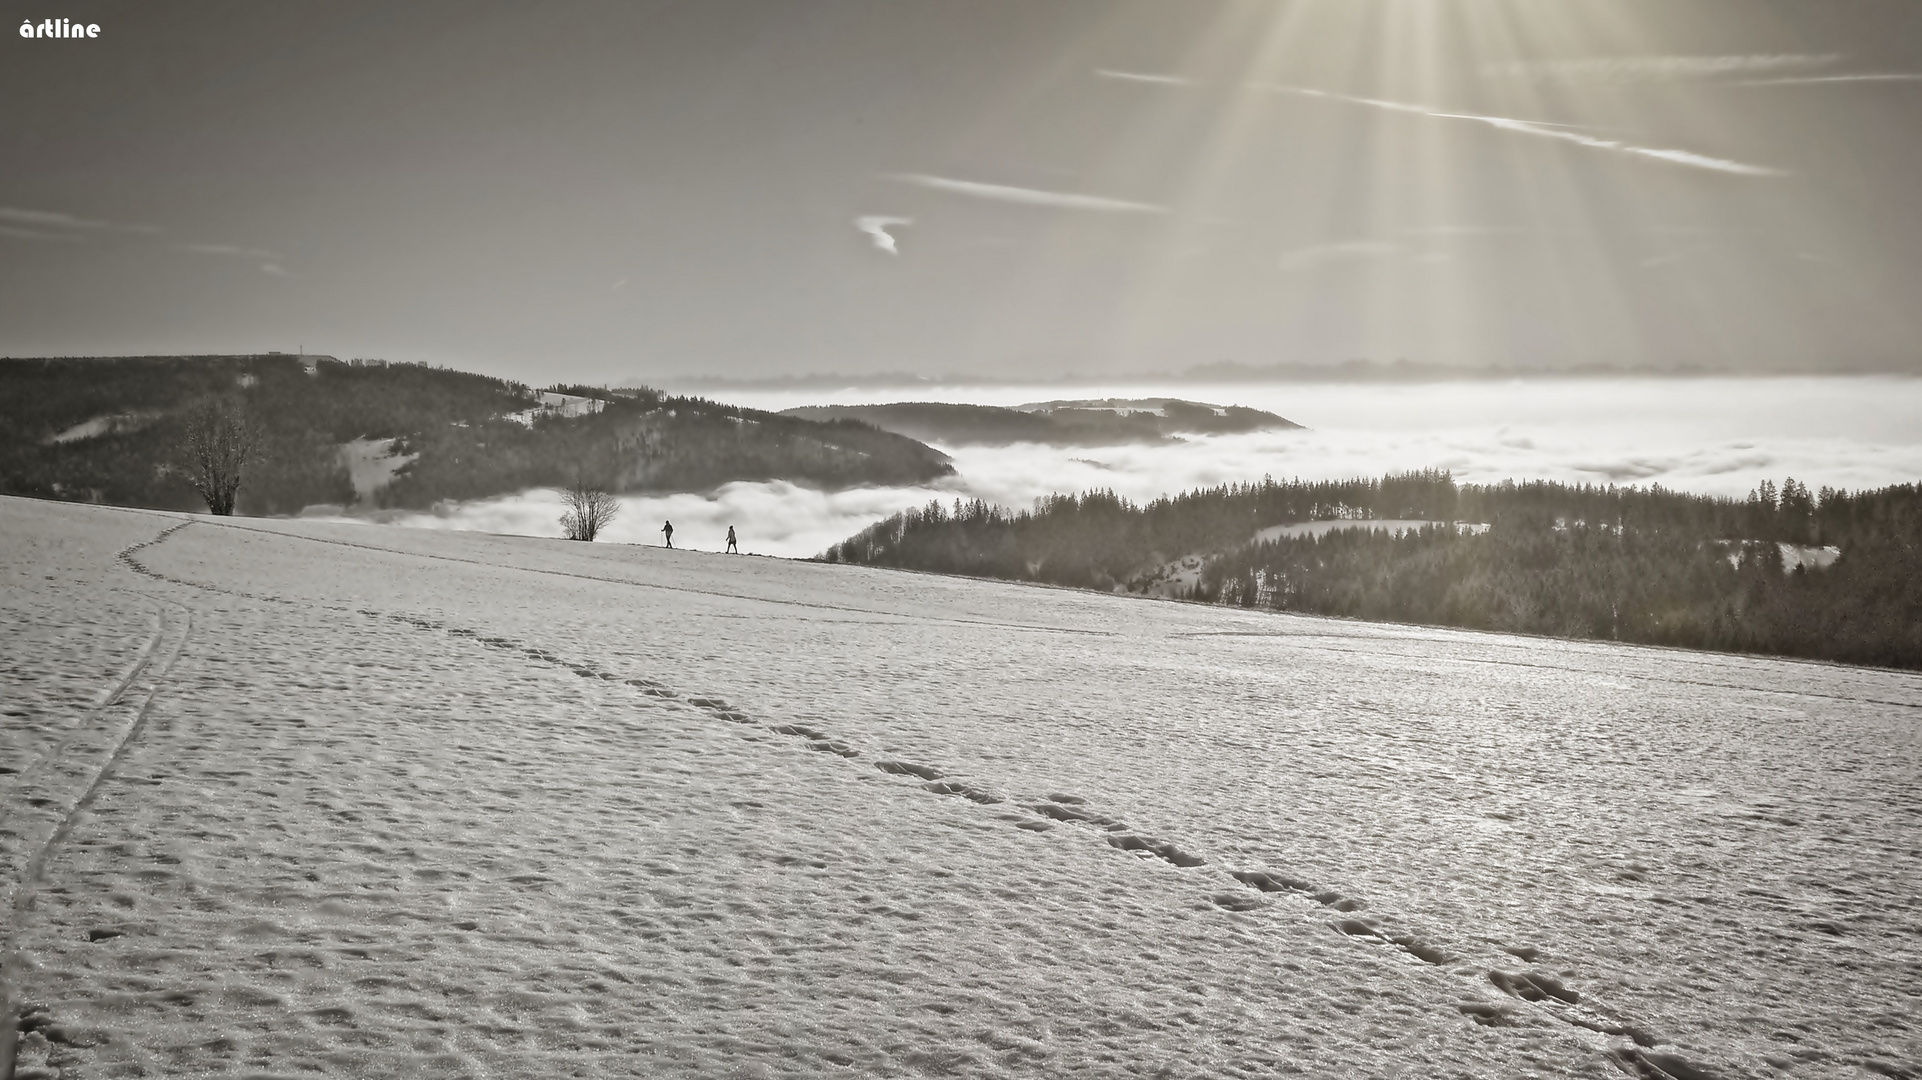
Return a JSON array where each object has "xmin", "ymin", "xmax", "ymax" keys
[
  {"xmin": 0, "ymin": 607, "xmax": 164, "ymax": 803},
  {"xmin": 11, "ymin": 606, "xmax": 191, "ymax": 903},
  {"xmin": 2, "ymin": 607, "xmax": 166, "ymax": 1080},
  {"xmin": 4, "ymin": 527, "xmax": 195, "ymax": 1080}
]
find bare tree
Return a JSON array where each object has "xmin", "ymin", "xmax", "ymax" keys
[
  {"xmin": 560, "ymin": 479, "xmax": 621, "ymax": 541},
  {"xmin": 180, "ymin": 397, "xmax": 261, "ymax": 516}
]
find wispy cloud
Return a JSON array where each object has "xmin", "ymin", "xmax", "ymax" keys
[
  {"xmin": 1640, "ymin": 249, "xmax": 1698, "ymax": 269},
  {"xmin": 1730, "ymin": 72, "xmax": 1922, "ymax": 87},
  {"xmin": 176, "ymin": 241, "xmax": 282, "ymax": 260},
  {"xmin": 0, "ymin": 205, "xmax": 159, "ymax": 235},
  {"xmin": 855, "ymin": 215, "xmax": 912, "ymax": 255},
  {"xmin": 0, "ymin": 205, "xmax": 290, "ymax": 273},
  {"xmin": 175, "ymin": 241, "xmax": 289, "ymax": 276},
  {"xmin": 1095, "ymin": 69, "xmax": 1189, "ymax": 87},
  {"xmin": 889, "ymin": 174, "xmax": 1167, "ymax": 214},
  {"xmin": 0, "ymin": 223, "xmax": 90, "ymax": 242},
  {"xmin": 0, "ymin": 207, "xmax": 110, "ymax": 231},
  {"xmin": 1267, "ymin": 85, "xmax": 1784, "ymax": 177},
  {"xmin": 1277, "ymin": 240, "xmax": 1400, "ymax": 272},
  {"xmin": 1483, "ymin": 54, "xmax": 1840, "ymax": 83},
  {"xmin": 610, "ymin": 277, "xmax": 629, "ymax": 293},
  {"xmin": 1399, "ymin": 225, "xmax": 1522, "ymax": 237}
]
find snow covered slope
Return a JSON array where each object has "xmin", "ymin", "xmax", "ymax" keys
[{"xmin": 3, "ymin": 496, "xmax": 1918, "ymax": 1079}]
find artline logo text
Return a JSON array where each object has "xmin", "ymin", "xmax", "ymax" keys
[{"xmin": 20, "ymin": 18, "xmax": 100, "ymax": 38}]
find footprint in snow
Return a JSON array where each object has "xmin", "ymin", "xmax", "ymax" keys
[
  {"xmin": 874, "ymin": 760, "xmax": 944, "ymax": 781},
  {"xmin": 1105, "ymin": 833, "xmax": 1204, "ymax": 867},
  {"xmin": 924, "ymin": 780, "xmax": 1003, "ymax": 804}
]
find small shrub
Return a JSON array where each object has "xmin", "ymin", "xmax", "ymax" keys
[{"xmin": 560, "ymin": 480, "xmax": 620, "ymax": 541}]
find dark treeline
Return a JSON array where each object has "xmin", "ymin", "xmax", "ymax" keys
[
  {"xmin": 386, "ymin": 387, "xmax": 951, "ymax": 506},
  {"xmin": 0, "ymin": 355, "xmax": 522, "ymax": 513},
  {"xmin": 780, "ymin": 399, "xmax": 1300, "ymax": 448},
  {"xmin": 824, "ymin": 471, "xmax": 1922, "ymax": 669},
  {"xmin": 2, "ymin": 356, "xmax": 953, "ymax": 514},
  {"xmin": 827, "ymin": 471, "xmax": 1480, "ymax": 584}
]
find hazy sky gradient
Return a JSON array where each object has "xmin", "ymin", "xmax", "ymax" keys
[{"xmin": 3, "ymin": 0, "xmax": 1919, "ymax": 382}]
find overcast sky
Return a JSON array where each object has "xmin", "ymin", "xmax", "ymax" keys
[{"xmin": 3, "ymin": 0, "xmax": 1920, "ymax": 383}]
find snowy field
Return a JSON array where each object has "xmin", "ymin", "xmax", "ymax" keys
[{"xmin": 4, "ymin": 495, "xmax": 1920, "ymax": 1079}]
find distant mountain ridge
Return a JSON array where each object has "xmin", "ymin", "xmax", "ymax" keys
[
  {"xmin": 0, "ymin": 356, "xmax": 953, "ymax": 516},
  {"xmin": 780, "ymin": 399, "xmax": 1300, "ymax": 448}
]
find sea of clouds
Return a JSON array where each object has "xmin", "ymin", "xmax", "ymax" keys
[{"xmin": 350, "ymin": 377, "xmax": 1922, "ymax": 559}]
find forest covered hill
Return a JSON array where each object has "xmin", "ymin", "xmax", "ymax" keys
[
  {"xmin": 0, "ymin": 355, "xmax": 952, "ymax": 515},
  {"xmin": 824, "ymin": 471, "xmax": 1922, "ymax": 669},
  {"xmin": 780, "ymin": 399, "xmax": 1299, "ymax": 447}
]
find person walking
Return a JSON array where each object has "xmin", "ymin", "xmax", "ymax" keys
[
  {"xmin": 725, "ymin": 525, "xmax": 738, "ymax": 554},
  {"xmin": 661, "ymin": 520, "xmax": 674, "ymax": 548}
]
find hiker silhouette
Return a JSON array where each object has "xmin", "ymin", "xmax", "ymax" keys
[
  {"xmin": 661, "ymin": 520, "xmax": 673, "ymax": 548},
  {"xmin": 725, "ymin": 526, "xmax": 738, "ymax": 554}
]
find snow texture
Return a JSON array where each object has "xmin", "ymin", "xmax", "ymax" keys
[{"xmin": 3, "ymin": 495, "xmax": 1919, "ymax": 1079}]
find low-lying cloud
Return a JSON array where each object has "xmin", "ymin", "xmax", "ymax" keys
[
  {"xmin": 348, "ymin": 481, "xmax": 952, "ymax": 561},
  {"xmin": 359, "ymin": 378, "xmax": 1922, "ymax": 560}
]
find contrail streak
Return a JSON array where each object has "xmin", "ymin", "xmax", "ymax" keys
[
  {"xmin": 1730, "ymin": 72, "xmax": 1922, "ymax": 87},
  {"xmin": 1268, "ymin": 86, "xmax": 1784, "ymax": 177},
  {"xmin": 890, "ymin": 174, "xmax": 1167, "ymax": 213},
  {"xmin": 1096, "ymin": 69, "xmax": 1190, "ymax": 86},
  {"xmin": 1484, "ymin": 54, "xmax": 1840, "ymax": 83}
]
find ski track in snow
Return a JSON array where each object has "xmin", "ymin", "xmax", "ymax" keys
[{"xmin": 3, "ymin": 498, "xmax": 1920, "ymax": 1079}]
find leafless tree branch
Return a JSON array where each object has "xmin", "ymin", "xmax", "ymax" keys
[
  {"xmin": 180, "ymin": 397, "xmax": 261, "ymax": 515},
  {"xmin": 560, "ymin": 479, "xmax": 620, "ymax": 541}
]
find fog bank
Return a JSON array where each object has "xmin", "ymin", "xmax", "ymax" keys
[{"xmin": 346, "ymin": 377, "xmax": 1922, "ymax": 559}]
